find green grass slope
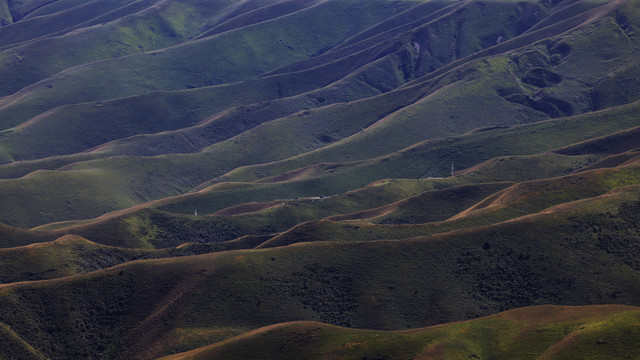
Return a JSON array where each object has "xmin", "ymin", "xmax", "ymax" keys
[
  {"xmin": 0, "ymin": 43, "xmax": 398, "ymax": 166},
  {"xmin": 0, "ymin": 0, "xmax": 629, "ymax": 163},
  {"xmin": 0, "ymin": 232, "xmax": 275, "ymax": 283},
  {"xmin": 192, "ymin": 0, "xmax": 324, "ymax": 39},
  {"xmin": 0, "ymin": 0, "xmax": 314, "ymax": 50},
  {"xmin": 17, "ymin": 177, "xmax": 464, "ymax": 247},
  {"xmin": 5, "ymin": 0, "xmax": 57, "ymax": 21},
  {"xmin": 0, "ymin": 235, "xmax": 148, "ymax": 283},
  {"xmin": 0, "ymin": 0, "xmax": 419, "ymax": 129},
  {"xmin": 0, "ymin": 0, "xmax": 328, "ymax": 91},
  {"xmin": 451, "ymin": 160, "xmax": 640, "ymax": 220},
  {"xmin": 0, "ymin": 1, "xmax": 639, "ymax": 358},
  {"xmin": 0, "ymin": 57, "xmax": 382, "ymax": 162},
  {"xmin": 28, "ymin": 181, "xmax": 506, "ymax": 249},
  {"xmin": 2, "ymin": 184, "xmax": 640, "ymax": 358},
  {"xmin": 453, "ymin": 152, "xmax": 605, "ymax": 183},
  {"xmin": 206, "ymin": 6, "xmax": 640, "ymax": 183},
  {"xmin": 0, "ymin": 95, "xmax": 632, "ymax": 230},
  {"xmin": 0, "ymin": 0, "xmax": 631, "ymax": 165},
  {"xmin": 1, "ymin": 146, "xmax": 604, "ymax": 249},
  {"xmin": 0, "ymin": 221, "xmax": 55, "ymax": 247},
  {"xmin": 43, "ymin": 207, "xmax": 270, "ymax": 249},
  {"xmin": 264, "ymin": 159, "xmax": 640, "ymax": 247},
  {"xmin": 578, "ymin": 150, "xmax": 640, "ymax": 172},
  {"xmin": 0, "ymin": 0, "xmax": 11, "ymax": 26},
  {"xmin": 174, "ymin": 101, "xmax": 640, "ymax": 217},
  {"xmin": 0, "ymin": 0, "xmax": 235, "ymax": 97},
  {"xmin": 327, "ymin": 182, "xmax": 514, "ymax": 224},
  {"xmin": 160, "ymin": 306, "xmax": 640, "ymax": 360},
  {"xmin": 0, "ymin": 0, "xmax": 154, "ymax": 49},
  {"xmin": 3, "ymin": 20, "xmax": 451, "ymax": 163},
  {"xmin": 23, "ymin": 0, "xmax": 137, "ymax": 19}
]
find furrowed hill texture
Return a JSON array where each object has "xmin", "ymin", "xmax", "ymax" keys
[{"xmin": 0, "ymin": 0, "xmax": 640, "ymax": 358}]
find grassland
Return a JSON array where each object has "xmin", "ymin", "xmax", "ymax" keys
[
  {"xmin": 264, "ymin": 159, "xmax": 640, "ymax": 247},
  {"xmin": 0, "ymin": 0, "xmax": 421, "ymax": 129},
  {"xmin": 0, "ymin": 0, "xmax": 640, "ymax": 358},
  {"xmin": 3, "ymin": 181, "xmax": 640, "ymax": 358},
  {"xmin": 2, "ymin": 0, "xmax": 634, "ymax": 164},
  {"xmin": 160, "ymin": 306, "xmax": 640, "ymax": 360},
  {"xmin": 0, "ymin": 89, "xmax": 637, "ymax": 229}
]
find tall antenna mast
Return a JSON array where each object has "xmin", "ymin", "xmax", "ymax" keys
[{"xmin": 451, "ymin": 162, "xmax": 454, "ymax": 176}]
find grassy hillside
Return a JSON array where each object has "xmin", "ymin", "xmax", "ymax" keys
[
  {"xmin": 264, "ymin": 160, "xmax": 640, "ymax": 247},
  {"xmin": 0, "ymin": 0, "xmax": 159, "ymax": 49},
  {"xmin": 0, "ymin": 233, "xmax": 275, "ymax": 283},
  {"xmin": 0, "ymin": 221, "xmax": 55, "ymax": 247},
  {"xmin": 0, "ymin": 0, "xmax": 635, "ymax": 229},
  {"xmin": 27, "ymin": 181, "xmax": 507, "ymax": 249},
  {"xmin": 0, "ymin": 0, "xmax": 419, "ymax": 129},
  {"xmin": 156, "ymin": 101, "xmax": 640, "ymax": 219},
  {"xmin": 0, "ymin": 141, "xmax": 609, "ymax": 249},
  {"xmin": 0, "ymin": 0, "xmax": 225, "ymax": 95},
  {"xmin": 328, "ymin": 182, "xmax": 516, "ymax": 224},
  {"xmin": 160, "ymin": 306, "xmax": 640, "ymax": 360},
  {"xmin": 0, "ymin": 53, "xmax": 387, "ymax": 162},
  {"xmin": 0, "ymin": 0, "xmax": 630, "ymax": 163},
  {"xmin": 0, "ymin": 235, "xmax": 149, "ymax": 283},
  {"xmin": 0, "ymin": 96, "xmax": 634, "ymax": 229},
  {"xmin": 1, "ymin": 0, "xmax": 640, "ymax": 358},
  {"xmin": 0, "ymin": 46, "xmax": 394, "ymax": 166},
  {"xmin": 2, "ymin": 183, "xmax": 640, "ymax": 358}
]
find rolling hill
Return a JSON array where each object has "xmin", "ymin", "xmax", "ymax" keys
[
  {"xmin": 159, "ymin": 306, "xmax": 640, "ymax": 360},
  {"xmin": 0, "ymin": 0, "xmax": 639, "ymax": 358}
]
